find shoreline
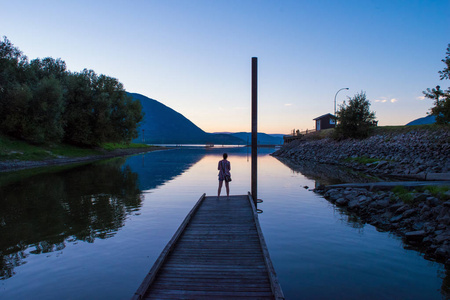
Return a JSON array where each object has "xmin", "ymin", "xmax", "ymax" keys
[
  {"xmin": 0, "ymin": 146, "xmax": 166, "ymax": 173},
  {"xmin": 272, "ymin": 127, "xmax": 450, "ymax": 179},
  {"xmin": 273, "ymin": 127, "xmax": 450, "ymax": 268},
  {"xmin": 313, "ymin": 183, "xmax": 450, "ymax": 268}
]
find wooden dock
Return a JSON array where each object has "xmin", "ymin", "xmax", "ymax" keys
[{"xmin": 132, "ymin": 193, "xmax": 284, "ymax": 300}]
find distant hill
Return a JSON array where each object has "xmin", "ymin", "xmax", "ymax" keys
[
  {"xmin": 406, "ymin": 115, "xmax": 436, "ymax": 126},
  {"xmin": 229, "ymin": 132, "xmax": 284, "ymax": 145},
  {"xmin": 128, "ymin": 93, "xmax": 244, "ymax": 144}
]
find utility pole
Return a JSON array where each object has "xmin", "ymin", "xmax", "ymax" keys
[{"xmin": 251, "ymin": 57, "xmax": 258, "ymax": 203}]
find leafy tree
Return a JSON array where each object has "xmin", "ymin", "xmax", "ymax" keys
[
  {"xmin": 334, "ymin": 91, "xmax": 376, "ymax": 139},
  {"xmin": 0, "ymin": 83, "xmax": 33, "ymax": 138},
  {"xmin": 29, "ymin": 57, "xmax": 67, "ymax": 81},
  {"xmin": 63, "ymin": 70, "xmax": 143, "ymax": 146},
  {"xmin": 63, "ymin": 70, "xmax": 97, "ymax": 145},
  {"xmin": 0, "ymin": 37, "xmax": 30, "ymax": 139},
  {"xmin": 28, "ymin": 76, "xmax": 65, "ymax": 143},
  {"xmin": 423, "ymin": 43, "xmax": 450, "ymax": 124},
  {"xmin": 0, "ymin": 37, "xmax": 143, "ymax": 145}
]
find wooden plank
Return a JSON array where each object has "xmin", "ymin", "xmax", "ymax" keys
[
  {"xmin": 133, "ymin": 194, "xmax": 284, "ymax": 300},
  {"xmin": 248, "ymin": 192, "xmax": 285, "ymax": 300},
  {"xmin": 145, "ymin": 290, "xmax": 274, "ymax": 297},
  {"xmin": 131, "ymin": 193, "xmax": 206, "ymax": 300},
  {"xmin": 150, "ymin": 277, "xmax": 270, "ymax": 283}
]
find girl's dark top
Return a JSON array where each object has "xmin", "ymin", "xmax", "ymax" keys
[{"xmin": 218, "ymin": 159, "xmax": 231, "ymax": 181}]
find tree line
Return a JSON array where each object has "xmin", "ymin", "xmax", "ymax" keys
[
  {"xmin": 0, "ymin": 37, "xmax": 143, "ymax": 146},
  {"xmin": 423, "ymin": 43, "xmax": 450, "ymax": 125}
]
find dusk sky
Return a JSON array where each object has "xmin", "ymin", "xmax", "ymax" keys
[{"xmin": 1, "ymin": 0, "xmax": 449, "ymax": 134}]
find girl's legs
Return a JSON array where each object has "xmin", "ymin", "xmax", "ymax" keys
[
  {"xmin": 225, "ymin": 181, "xmax": 229, "ymax": 197},
  {"xmin": 217, "ymin": 180, "xmax": 223, "ymax": 198}
]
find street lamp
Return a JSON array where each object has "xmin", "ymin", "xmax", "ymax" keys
[{"xmin": 334, "ymin": 87, "xmax": 349, "ymax": 116}]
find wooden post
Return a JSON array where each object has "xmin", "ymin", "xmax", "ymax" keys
[{"xmin": 251, "ymin": 57, "xmax": 257, "ymax": 203}]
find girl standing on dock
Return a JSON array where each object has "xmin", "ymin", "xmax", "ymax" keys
[{"xmin": 218, "ymin": 153, "xmax": 231, "ymax": 199}]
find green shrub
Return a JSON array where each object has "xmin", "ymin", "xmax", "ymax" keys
[
  {"xmin": 391, "ymin": 186, "xmax": 416, "ymax": 205},
  {"xmin": 343, "ymin": 156, "xmax": 380, "ymax": 164},
  {"xmin": 333, "ymin": 91, "xmax": 377, "ymax": 140}
]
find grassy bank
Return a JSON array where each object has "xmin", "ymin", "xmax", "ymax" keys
[
  {"xmin": 391, "ymin": 185, "xmax": 450, "ymax": 205},
  {"xmin": 0, "ymin": 134, "xmax": 153, "ymax": 162}
]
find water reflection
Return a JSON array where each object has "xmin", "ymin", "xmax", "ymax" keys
[
  {"xmin": 275, "ymin": 156, "xmax": 381, "ymax": 186},
  {"xmin": 1, "ymin": 147, "xmax": 448, "ymax": 299},
  {"xmin": 123, "ymin": 149, "xmax": 204, "ymax": 191},
  {"xmin": 0, "ymin": 149, "xmax": 206, "ymax": 280},
  {"xmin": 274, "ymin": 155, "xmax": 449, "ymax": 298},
  {"xmin": 0, "ymin": 159, "xmax": 141, "ymax": 279}
]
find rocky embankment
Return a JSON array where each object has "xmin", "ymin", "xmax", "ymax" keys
[
  {"xmin": 272, "ymin": 127, "xmax": 450, "ymax": 179},
  {"xmin": 314, "ymin": 184, "xmax": 450, "ymax": 266},
  {"xmin": 273, "ymin": 127, "xmax": 450, "ymax": 266}
]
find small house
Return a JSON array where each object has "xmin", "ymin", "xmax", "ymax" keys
[{"xmin": 313, "ymin": 113, "xmax": 336, "ymax": 131}]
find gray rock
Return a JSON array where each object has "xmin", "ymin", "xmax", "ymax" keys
[
  {"xmin": 420, "ymin": 204, "xmax": 431, "ymax": 214},
  {"xmin": 336, "ymin": 198, "xmax": 349, "ymax": 206},
  {"xmin": 423, "ymin": 222, "xmax": 436, "ymax": 233},
  {"xmin": 435, "ymin": 245, "xmax": 450, "ymax": 258},
  {"xmin": 435, "ymin": 230, "xmax": 444, "ymax": 236},
  {"xmin": 375, "ymin": 161, "xmax": 389, "ymax": 168},
  {"xmin": 348, "ymin": 199, "xmax": 360, "ymax": 210},
  {"xmin": 438, "ymin": 207, "xmax": 449, "ymax": 218},
  {"xmin": 434, "ymin": 233, "xmax": 450, "ymax": 244},
  {"xmin": 412, "ymin": 222, "xmax": 425, "ymax": 230},
  {"xmin": 405, "ymin": 230, "xmax": 426, "ymax": 241},
  {"xmin": 389, "ymin": 202, "xmax": 404, "ymax": 212},
  {"xmin": 403, "ymin": 209, "xmax": 417, "ymax": 218},
  {"xmin": 390, "ymin": 215, "xmax": 403, "ymax": 223},
  {"xmin": 426, "ymin": 197, "xmax": 440, "ymax": 207},
  {"xmin": 357, "ymin": 195, "xmax": 367, "ymax": 202},
  {"xmin": 345, "ymin": 192, "xmax": 359, "ymax": 200},
  {"xmin": 343, "ymin": 188, "xmax": 353, "ymax": 195},
  {"xmin": 374, "ymin": 199, "xmax": 390, "ymax": 208},
  {"xmin": 413, "ymin": 193, "xmax": 427, "ymax": 202},
  {"xmin": 438, "ymin": 215, "xmax": 450, "ymax": 225},
  {"xmin": 410, "ymin": 168, "xmax": 421, "ymax": 174},
  {"xmin": 394, "ymin": 205, "xmax": 409, "ymax": 215}
]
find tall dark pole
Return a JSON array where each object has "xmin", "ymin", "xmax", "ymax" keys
[{"xmin": 251, "ymin": 57, "xmax": 258, "ymax": 203}]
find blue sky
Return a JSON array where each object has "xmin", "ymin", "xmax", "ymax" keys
[{"xmin": 1, "ymin": 0, "xmax": 449, "ymax": 134}]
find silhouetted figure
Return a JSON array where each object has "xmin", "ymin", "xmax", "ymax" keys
[{"xmin": 217, "ymin": 153, "xmax": 231, "ymax": 199}]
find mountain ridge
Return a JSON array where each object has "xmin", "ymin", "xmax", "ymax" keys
[
  {"xmin": 128, "ymin": 93, "xmax": 245, "ymax": 144},
  {"xmin": 128, "ymin": 92, "xmax": 286, "ymax": 145},
  {"xmin": 406, "ymin": 115, "xmax": 436, "ymax": 126}
]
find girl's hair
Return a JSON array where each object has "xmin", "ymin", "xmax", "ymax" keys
[{"xmin": 223, "ymin": 153, "xmax": 228, "ymax": 159}]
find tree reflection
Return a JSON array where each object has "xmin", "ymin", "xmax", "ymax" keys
[{"xmin": 0, "ymin": 158, "xmax": 142, "ymax": 279}]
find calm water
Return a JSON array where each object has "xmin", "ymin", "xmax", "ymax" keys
[{"xmin": 0, "ymin": 147, "xmax": 447, "ymax": 299}]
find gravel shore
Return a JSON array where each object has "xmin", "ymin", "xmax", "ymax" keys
[{"xmin": 272, "ymin": 127, "xmax": 450, "ymax": 179}]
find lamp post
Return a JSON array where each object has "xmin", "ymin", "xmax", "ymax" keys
[{"xmin": 334, "ymin": 87, "xmax": 349, "ymax": 116}]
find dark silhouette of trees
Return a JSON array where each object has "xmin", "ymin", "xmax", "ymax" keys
[
  {"xmin": 424, "ymin": 43, "xmax": 450, "ymax": 124},
  {"xmin": 0, "ymin": 158, "xmax": 143, "ymax": 279},
  {"xmin": 0, "ymin": 36, "xmax": 143, "ymax": 145},
  {"xmin": 334, "ymin": 91, "xmax": 377, "ymax": 139}
]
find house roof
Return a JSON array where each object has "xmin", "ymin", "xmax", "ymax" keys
[{"xmin": 313, "ymin": 113, "xmax": 336, "ymax": 121}]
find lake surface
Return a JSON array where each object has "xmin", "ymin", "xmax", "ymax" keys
[{"xmin": 0, "ymin": 147, "xmax": 447, "ymax": 299}]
